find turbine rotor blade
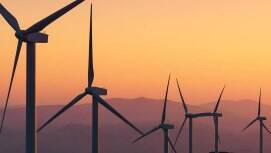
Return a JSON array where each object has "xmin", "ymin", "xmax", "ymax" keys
[
  {"xmin": 176, "ymin": 78, "xmax": 188, "ymax": 114},
  {"xmin": 0, "ymin": 4, "xmax": 20, "ymax": 33},
  {"xmin": 95, "ymin": 95, "xmax": 143, "ymax": 135},
  {"xmin": 242, "ymin": 118, "xmax": 258, "ymax": 132},
  {"xmin": 213, "ymin": 86, "xmax": 226, "ymax": 113},
  {"xmin": 161, "ymin": 75, "xmax": 171, "ymax": 124},
  {"xmin": 25, "ymin": 0, "xmax": 84, "ymax": 34},
  {"xmin": 263, "ymin": 123, "xmax": 271, "ymax": 134},
  {"xmin": 133, "ymin": 126, "xmax": 160, "ymax": 143},
  {"xmin": 37, "ymin": 92, "xmax": 87, "ymax": 132},
  {"xmin": 218, "ymin": 134, "xmax": 222, "ymax": 144},
  {"xmin": 0, "ymin": 40, "xmax": 22, "ymax": 134},
  {"xmin": 174, "ymin": 117, "xmax": 187, "ymax": 146},
  {"xmin": 88, "ymin": 4, "xmax": 94, "ymax": 87},
  {"xmin": 168, "ymin": 136, "xmax": 178, "ymax": 153},
  {"xmin": 258, "ymin": 88, "xmax": 261, "ymax": 117}
]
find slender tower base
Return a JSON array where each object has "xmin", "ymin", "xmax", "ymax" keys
[
  {"xmin": 189, "ymin": 117, "xmax": 193, "ymax": 153},
  {"xmin": 26, "ymin": 43, "xmax": 36, "ymax": 153},
  {"xmin": 92, "ymin": 96, "xmax": 99, "ymax": 153},
  {"xmin": 90, "ymin": 87, "xmax": 107, "ymax": 153},
  {"xmin": 260, "ymin": 120, "xmax": 263, "ymax": 153},
  {"xmin": 25, "ymin": 33, "xmax": 48, "ymax": 153},
  {"xmin": 214, "ymin": 116, "xmax": 219, "ymax": 153},
  {"xmin": 161, "ymin": 124, "xmax": 174, "ymax": 153},
  {"xmin": 164, "ymin": 129, "xmax": 169, "ymax": 153}
]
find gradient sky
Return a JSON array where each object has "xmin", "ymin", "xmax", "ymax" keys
[{"xmin": 1, "ymin": 0, "xmax": 271, "ymax": 105}]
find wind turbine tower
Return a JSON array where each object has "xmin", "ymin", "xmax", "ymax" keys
[
  {"xmin": 0, "ymin": 1, "xmax": 84, "ymax": 153},
  {"xmin": 242, "ymin": 89, "xmax": 271, "ymax": 153},
  {"xmin": 133, "ymin": 75, "xmax": 177, "ymax": 153},
  {"xmin": 174, "ymin": 79, "xmax": 225, "ymax": 153},
  {"xmin": 37, "ymin": 4, "xmax": 143, "ymax": 153}
]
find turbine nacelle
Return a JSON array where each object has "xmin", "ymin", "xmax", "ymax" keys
[
  {"xmin": 257, "ymin": 116, "xmax": 267, "ymax": 121},
  {"xmin": 15, "ymin": 31, "xmax": 48, "ymax": 43},
  {"xmin": 85, "ymin": 87, "xmax": 107, "ymax": 96},
  {"xmin": 186, "ymin": 112, "xmax": 222, "ymax": 118},
  {"xmin": 159, "ymin": 123, "xmax": 174, "ymax": 130}
]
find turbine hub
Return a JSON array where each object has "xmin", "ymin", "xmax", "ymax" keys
[
  {"xmin": 15, "ymin": 31, "xmax": 24, "ymax": 39},
  {"xmin": 213, "ymin": 112, "xmax": 222, "ymax": 117},
  {"xmin": 160, "ymin": 124, "xmax": 174, "ymax": 129}
]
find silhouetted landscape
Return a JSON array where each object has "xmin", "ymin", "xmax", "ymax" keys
[
  {"xmin": 0, "ymin": 97, "xmax": 270, "ymax": 153},
  {"xmin": 2, "ymin": 0, "xmax": 271, "ymax": 153}
]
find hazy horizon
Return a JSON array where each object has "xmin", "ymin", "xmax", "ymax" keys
[
  {"xmin": 2, "ymin": 96, "xmax": 264, "ymax": 107},
  {"xmin": 1, "ymin": 97, "xmax": 271, "ymax": 153}
]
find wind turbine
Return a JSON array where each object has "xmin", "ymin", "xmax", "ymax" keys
[
  {"xmin": 133, "ymin": 75, "xmax": 177, "ymax": 153},
  {"xmin": 242, "ymin": 89, "xmax": 271, "ymax": 153},
  {"xmin": 0, "ymin": 1, "xmax": 84, "ymax": 153},
  {"xmin": 37, "ymin": 4, "xmax": 143, "ymax": 153},
  {"xmin": 174, "ymin": 79, "xmax": 225, "ymax": 153}
]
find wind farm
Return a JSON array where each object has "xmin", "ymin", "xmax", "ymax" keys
[
  {"xmin": 133, "ymin": 75, "xmax": 177, "ymax": 153},
  {"xmin": 174, "ymin": 79, "xmax": 226, "ymax": 153},
  {"xmin": 1, "ymin": 0, "xmax": 271, "ymax": 153}
]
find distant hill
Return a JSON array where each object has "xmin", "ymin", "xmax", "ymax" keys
[{"xmin": 0, "ymin": 97, "xmax": 270, "ymax": 153}]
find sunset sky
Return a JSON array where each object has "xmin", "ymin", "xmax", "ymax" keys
[{"xmin": 1, "ymin": 0, "xmax": 271, "ymax": 106}]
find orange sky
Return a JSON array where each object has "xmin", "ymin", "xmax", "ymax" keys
[{"xmin": 1, "ymin": 0, "xmax": 271, "ymax": 105}]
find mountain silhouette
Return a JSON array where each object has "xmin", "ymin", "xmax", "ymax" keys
[{"xmin": 0, "ymin": 97, "xmax": 270, "ymax": 153}]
